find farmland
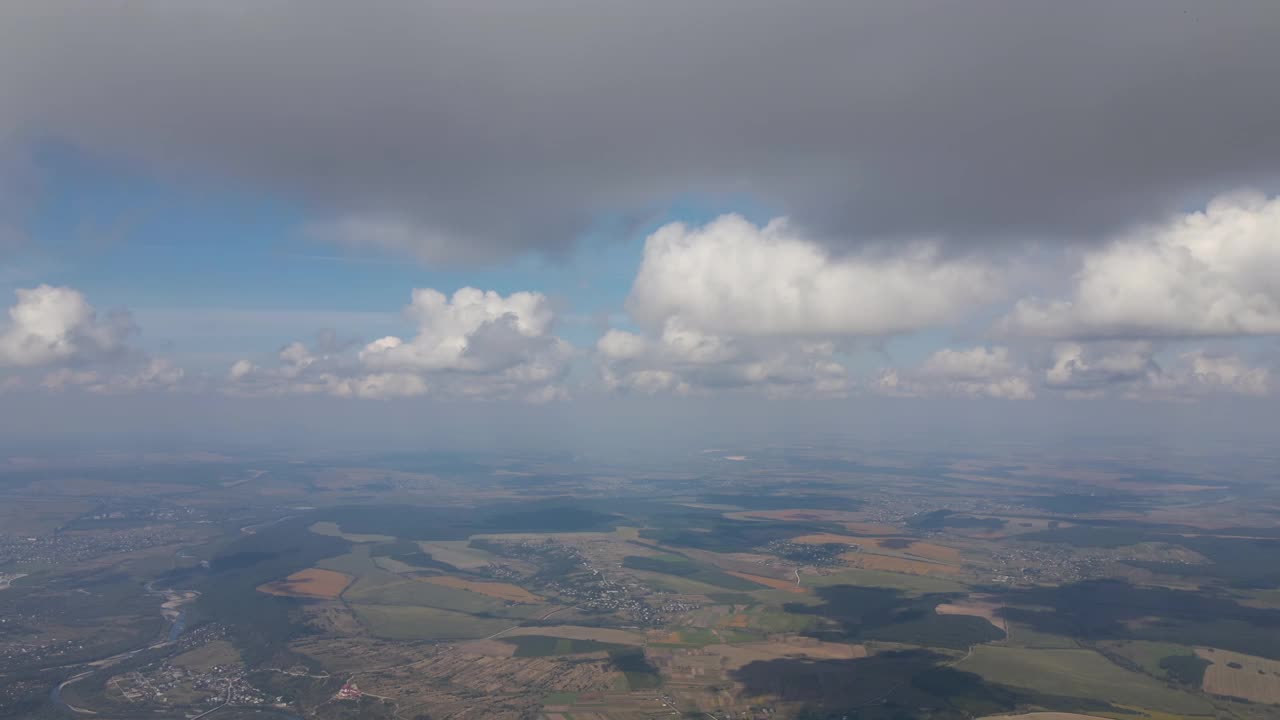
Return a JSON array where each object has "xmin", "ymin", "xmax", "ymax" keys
[
  {"xmin": 1196, "ymin": 647, "xmax": 1280, "ymax": 704},
  {"xmin": 5, "ymin": 446, "xmax": 1280, "ymax": 720},
  {"xmin": 957, "ymin": 646, "xmax": 1215, "ymax": 715},
  {"xmin": 256, "ymin": 568, "xmax": 352, "ymax": 599},
  {"xmin": 351, "ymin": 603, "xmax": 515, "ymax": 640}
]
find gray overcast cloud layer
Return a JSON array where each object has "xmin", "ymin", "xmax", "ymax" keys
[{"xmin": 3, "ymin": 2, "xmax": 1280, "ymax": 260}]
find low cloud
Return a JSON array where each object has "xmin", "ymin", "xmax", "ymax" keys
[
  {"xmin": 1043, "ymin": 342, "xmax": 1271, "ymax": 399},
  {"xmin": 0, "ymin": 285, "xmax": 135, "ymax": 367},
  {"xmin": 629, "ymin": 215, "xmax": 997, "ymax": 338},
  {"xmin": 41, "ymin": 358, "xmax": 184, "ymax": 395},
  {"xmin": 0, "ymin": 285, "xmax": 183, "ymax": 394},
  {"xmin": 596, "ymin": 215, "xmax": 997, "ymax": 397},
  {"xmin": 1004, "ymin": 193, "xmax": 1280, "ymax": 339},
  {"xmin": 875, "ymin": 346, "xmax": 1035, "ymax": 400},
  {"xmin": 227, "ymin": 287, "xmax": 572, "ymax": 402}
]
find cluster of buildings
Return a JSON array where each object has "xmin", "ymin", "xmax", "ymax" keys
[
  {"xmin": 764, "ymin": 539, "xmax": 847, "ymax": 566},
  {"xmin": 0, "ymin": 527, "xmax": 184, "ymax": 567},
  {"xmin": 108, "ymin": 657, "xmax": 278, "ymax": 711},
  {"xmin": 987, "ymin": 545, "xmax": 1108, "ymax": 584}
]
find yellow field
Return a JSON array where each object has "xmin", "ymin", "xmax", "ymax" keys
[
  {"xmin": 1196, "ymin": 647, "xmax": 1280, "ymax": 703},
  {"xmin": 420, "ymin": 575, "xmax": 541, "ymax": 603},
  {"xmin": 935, "ymin": 595, "xmax": 1006, "ymax": 633},
  {"xmin": 725, "ymin": 571, "xmax": 805, "ymax": 592},
  {"xmin": 841, "ymin": 553, "xmax": 959, "ymax": 576},
  {"xmin": 891, "ymin": 540, "xmax": 960, "ymax": 563},
  {"xmin": 257, "ymin": 568, "xmax": 352, "ymax": 599}
]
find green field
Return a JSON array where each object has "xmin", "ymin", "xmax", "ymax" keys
[
  {"xmin": 502, "ymin": 635, "xmax": 632, "ymax": 657},
  {"xmin": 1003, "ymin": 622, "xmax": 1081, "ymax": 649},
  {"xmin": 417, "ymin": 540, "xmax": 499, "ymax": 569},
  {"xmin": 803, "ymin": 567, "xmax": 968, "ymax": 594},
  {"xmin": 345, "ymin": 576, "xmax": 505, "ymax": 613},
  {"xmin": 1097, "ymin": 639, "xmax": 1197, "ymax": 679},
  {"xmin": 744, "ymin": 608, "xmax": 817, "ymax": 633},
  {"xmin": 958, "ymin": 646, "xmax": 1215, "ymax": 715},
  {"xmin": 350, "ymin": 604, "xmax": 512, "ymax": 640},
  {"xmin": 627, "ymin": 568, "xmax": 739, "ymax": 596},
  {"xmin": 622, "ymin": 554, "xmax": 763, "ymax": 591},
  {"xmin": 309, "ymin": 520, "xmax": 396, "ymax": 543},
  {"xmin": 315, "ymin": 544, "xmax": 382, "ymax": 576}
]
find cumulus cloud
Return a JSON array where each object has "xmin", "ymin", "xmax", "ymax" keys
[
  {"xmin": 595, "ymin": 215, "xmax": 999, "ymax": 396},
  {"xmin": 1005, "ymin": 193, "xmax": 1280, "ymax": 338},
  {"xmin": 875, "ymin": 347, "xmax": 1035, "ymax": 400},
  {"xmin": 598, "ymin": 328, "xmax": 849, "ymax": 398},
  {"xmin": 0, "ymin": 285, "xmax": 186, "ymax": 395},
  {"xmin": 227, "ymin": 287, "xmax": 571, "ymax": 401},
  {"xmin": 0, "ymin": 285, "xmax": 134, "ymax": 367},
  {"xmin": 629, "ymin": 215, "xmax": 997, "ymax": 337}
]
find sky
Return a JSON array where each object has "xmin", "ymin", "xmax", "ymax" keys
[{"xmin": 2, "ymin": 2, "xmax": 1280, "ymax": 454}]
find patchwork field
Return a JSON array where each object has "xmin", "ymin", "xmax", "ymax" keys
[
  {"xmin": 499, "ymin": 625, "xmax": 646, "ymax": 645},
  {"xmin": 840, "ymin": 552, "xmax": 960, "ymax": 576},
  {"xmin": 351, "ymin": 603, "xmax": 514, "ymax": 640},
  {"xmin": 803, "ymin": 567, "xmax": 968, "ymax": 594},
  {"xmin": 256, "ymin": 568, "xmax": 352, "ymax": 599},
  {"xmin": 422, "ymin": 575, "xmax": 542, "ymax": 602},
  {"xmin": 705, "ymin": 639, "xmax": 866, "ymax": 670},
  {"xmin": 1196, "ymin": 647, "xmax": 1280, "ymax": 703},
  {"xmin": 345, "ymin": 576, "xmax": 549, "ymax": 618},
  {"xmin": 725, "ymin": 570, "xmax": 804, "ymax": 592},
  {"xmin": 501, "ymin": 635, "xmax": 632, "ymax": 657}
]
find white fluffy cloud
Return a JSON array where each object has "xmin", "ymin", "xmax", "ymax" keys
[
  {"xmin": 0, "ymin": 285, "xmax": 134, "ymax": 367},
  {"xmin": 0, "ymin": 285, "xmax": 186, "ymax": 395},
  {"xmin": 629, "ymin": 215, "xmax": 997, "ymax": 338},
  {"xmin": 598, "ymin": 326, "xmax": 849, "ymax": 397},
  {"xmin": 598, "ymin": 215, "xmax": 997, "ymax": 396},
  {"xmin": 875, "ymin": 346, "xmax": 1035, "ymax": 400},
  {"xmin": 1005, "ymin": 192, "xmax": 1280, "ymax": 338},
  {"xmin": 227, "ymin": 287, "xmax": 571, "ymax": 401}
]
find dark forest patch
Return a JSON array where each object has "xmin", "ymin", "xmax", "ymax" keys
[{"xmin": 784, "ymin": 585, "xmax": 1004, "ymax": 650}]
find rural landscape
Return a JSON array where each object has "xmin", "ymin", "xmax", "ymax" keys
[{"xmin": 2, "ymin": 442, "xmax": 1280, "ymax": 720}]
